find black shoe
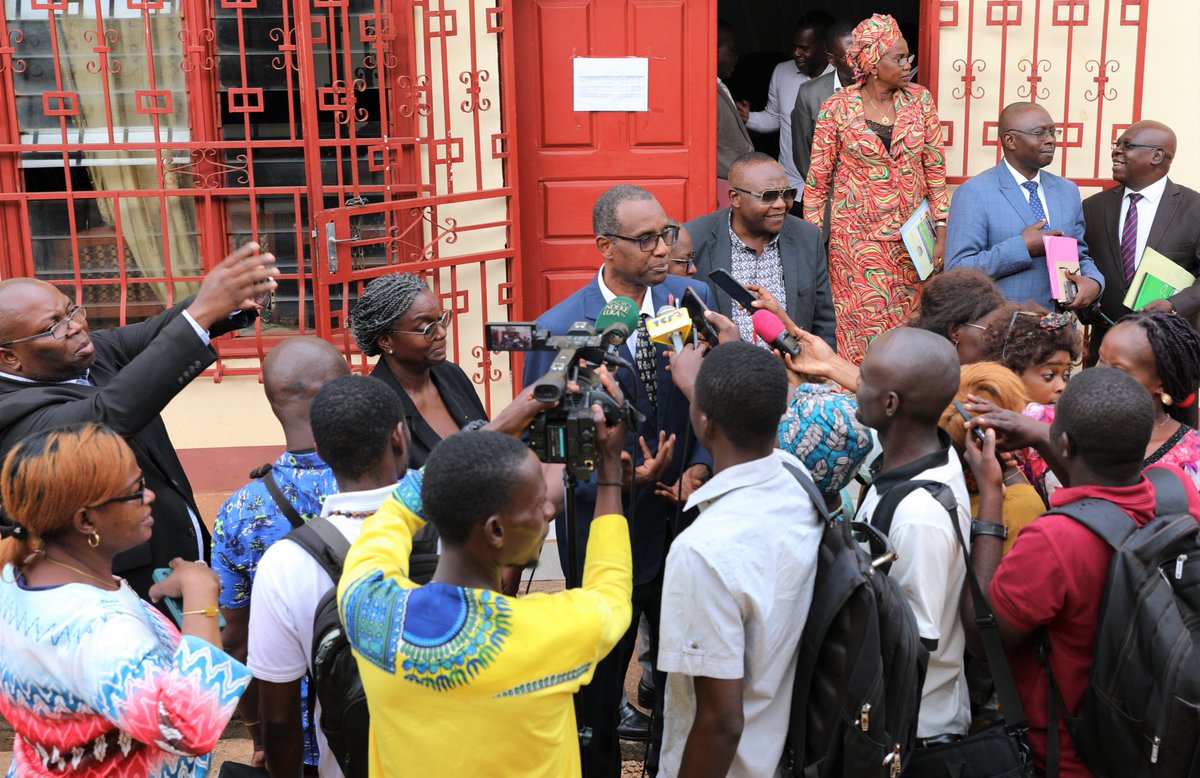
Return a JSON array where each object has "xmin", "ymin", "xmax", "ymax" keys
[
  {"xmin": 617, "ymin": 701, "xmax": 651, "ymax": 742},
  {"xmin": 637, "ymin": 676, "xmax": 656, "ymax": 709}
]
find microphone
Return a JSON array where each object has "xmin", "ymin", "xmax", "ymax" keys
[
  {"xmin": 646, "ymin": 305, "xmax": 692, "ymax": 353},
  {"xmin": 595, "ymin": 296, "xmax": 640, "ymax": 348},
  {"xmin": 752, "ymin": 309, "xmax": 801, "ymax": 358}
]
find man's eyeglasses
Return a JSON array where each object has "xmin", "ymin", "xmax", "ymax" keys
[
  {"xmin": 87, "ymin": 476, "xmax": 147, "ymax": 509},
  {"xmin": 606, "ymin": 225, "xmax": 680, "ymax": 253},
  {"xmin": 1000, "ymin": 310, "xmax": 1072, "ymax": 360},
  {"xmin": 390, "ymin": 310, "xmax": 452, "ymax": 341},
  {"xmin": 1008, "ymin": 127, "xmax": 1064, "ymax": 139},
  {"xmin": 668, "ymin": 251, "xmax": 697, "ymax": 269},
  {"xmin": 1111, "ymin": 139, "xmax": 1165, "ymax": 153},
  {"xmin": 733, "ymin": 187, "xmax": 799, "ymax": 204},
  {"xmin": 0, "ymin": 304, "xmax": 86, "ymax": 348}
]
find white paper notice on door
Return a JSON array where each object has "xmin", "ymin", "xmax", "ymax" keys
[{"xmin": 573, "ymin": 57, "xmax": 649, "ymax": 112}]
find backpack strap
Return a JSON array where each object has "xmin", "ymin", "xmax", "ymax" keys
[
  {"xmin": 1145, "ymin": 465, "xmax": 1190, "ymax": 516},
  {"xmin": 778, "ymin": 455, "xmax": 831, "ymax": 524},
  {"xmin": 285, "ymin": 516, "xmax": 352, "ymax": 582},
  {"xmin": 858, "ymin": 478, "xmax": 943, "ymax": 537},
  {"xmin": 251, "ymin": 463, "xmax": 306, "ymax": 530}
]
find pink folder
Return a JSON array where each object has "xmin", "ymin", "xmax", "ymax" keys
[{"xmin": 1044, "ymin": 235, "xmax": 1080, "ymax": 303}]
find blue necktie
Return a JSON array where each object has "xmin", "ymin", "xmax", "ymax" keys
[{"xmin": 1021, "ymin": 180, "xmax": 1050, "ymax": 229}]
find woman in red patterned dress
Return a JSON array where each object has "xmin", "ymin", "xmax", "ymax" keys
[{"xmin": 802, "ymin": 13, "xmax": 950, "ymax": 363}]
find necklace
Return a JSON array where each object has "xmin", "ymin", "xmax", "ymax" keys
[
  {"xmin": 863, "ymin": 89, "xmax": 893, "ymax": 125},
  {"xmin": 328, "ymin": 509, "xmax": 376, "ymax": 519},
  {"xmin": 1157, "ymin": 414, "xmax": 1173, "ymax": 428},
  {"xmin": 41, "ymin": 556, "xmax": 119, "ymax": 590}
]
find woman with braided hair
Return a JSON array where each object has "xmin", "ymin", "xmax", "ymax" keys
[
  {"xmin": 350, "ymin": 272, "xmax": 487, "ymax": 468},
  {"xmin": 1097, "ymin": 310, "xmax": 1200, "ymax": 483}
]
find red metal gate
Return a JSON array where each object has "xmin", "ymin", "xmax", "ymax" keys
[
  {"xmin": 0, "ymin": 0, "xmax": 520, "ymax": 407},
  {"xmin": 920, "ymin": 0, "xmax": 1149, "ymax": 188}
]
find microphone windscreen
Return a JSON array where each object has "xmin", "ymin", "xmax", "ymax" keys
[
  {"xmin": 752, "ymin": 309, "xmax": 786, "ymax": 342},
  {"xmin": 596, "ymin": 296, "xmax": 640, "ymax": 337}
]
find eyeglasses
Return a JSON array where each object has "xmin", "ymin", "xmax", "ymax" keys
[
  {"xmin": 390, "ymin": 310, "xmax": 452, "ymax": 341},
  {"xmin": 885, "ymin": 53, "xmax": 916, "ymax": 66},
  {"xmin": 86, "ymin": 476, "xmax": 147, "ymax": 509},
  {"xmin": 733, "ymin": 186, "xmax": 799, "ymax": 204},
  {"xmin": 606, "ymin": 225, "xmax": 680, "ymax": 253},
  {"xmin": 1111, "ymin": 139, "xmax": 1164, "ymax": 153},
  {"xmin": 1000, "ymin": 310, "xmax": 1072, "ymax": 360},
  {"xmin": 0, "ymin": 304, "xmax": 86, "ymax": 348},
  {"xmin": 668, "ymin": 251, "xmax": 697, "ymax": 269},
  {"xmin": 1008, "ymin": 127, "xmax": 1064, "ymax": 139}
]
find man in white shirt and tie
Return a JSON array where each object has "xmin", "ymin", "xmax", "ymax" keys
[
  {"xmin": 1083, "ymin": 120, "xmax": 1200, "ymax": 362},
  {"xmin": 740, "ymin": 12, "xmax": 833, "ymax": 209},
  {"xmin": 790, "ymin": 20, "xmax": 856, "ymax": 238}
]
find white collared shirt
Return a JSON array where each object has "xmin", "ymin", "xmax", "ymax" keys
[
  {"xmin": 1118, "ymin": 175, "xmax": 1169, "ymax": 270},
  {"xmin": 747, "ymin": 62, "xmax": 834, "ymax": 188},
  {"xmin": 1004, "ymin": 157, "xmax": 1052, "ymax": 227},
  {"xmin": 832, "ymin": 69, "xmax": 843, "ymax": 92},
  {"xmin": 248, "ymin": 481, "xmax": 399, "ymax": 778},
  {"xmin": 658, "ymin": 450, "xmax": 823, "ymax": 777},
  {"xmin": 596, "ymin": 265, "xmax": 655, "ymax": 358}
]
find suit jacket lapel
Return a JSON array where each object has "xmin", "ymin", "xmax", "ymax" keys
[
  {"xmin": 996, "ymin": 165, "xmax": 1035, "ymax": 225},
  {"xmin": 779, "ymin": 221, "xmax": 798, "ymax": 321},
  {"xmin": 712, "ymin": 213, "xmax": 736, "ymax": 317},
  {"xmin": 1100, "ymin": 186, "xmax": 1125, "ymax": 288},
  {"xmin": 1146, "ymin": 180, "xmax": 1181, "ymax": 249}
]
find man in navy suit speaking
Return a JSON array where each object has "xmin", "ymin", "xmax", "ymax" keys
[
  {"xmin": 523, "ymin": 184, "xmax": 712, "ymax": 777},
  {"xmin": 945, "ymin": 101, "xmax": 1104, "ymax": 311}
]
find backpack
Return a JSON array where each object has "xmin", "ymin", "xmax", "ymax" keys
[
  {"xmin": 784, "ymin": 460, "xmax": 930, "ymax": 778},
  {"xmin": 1038, "ymin": 466, "xmax": 1200, "ymax": 778},
  {"xmin": 286, "ymin": 514, "xmax": 440, "ymax": 778}
]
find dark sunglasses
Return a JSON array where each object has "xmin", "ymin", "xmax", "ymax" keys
[
  {"xmin": 733, "ymin": 186, "xmax": 798, "ymax": 204},
  {"xmin": 606, "ymin": 225, "xmax": 680, "ymax": 253}
]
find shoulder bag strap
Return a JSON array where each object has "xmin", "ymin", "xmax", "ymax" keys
[
  {"xmin": 778, "ymin": 456, "xmax": 831, "ymax": 523},
  {"xmin": 932, "ymin": 483, "xmax": 1032, "ymax": 735},
  {"xmin": 254, "ymin": 464, "xmax": 306, "ymax": 530}
]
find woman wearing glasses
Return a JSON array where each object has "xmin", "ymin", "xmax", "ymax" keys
[
  {"xmin": 350, "ymin": 272, "xmax": 488, "ymax": 468},
  {"xmin": 0, "ymin": 422, "xmax": 249, "ymax": 777},
  {"xmin": 802, "ymin": 13, "xmax": 949, "ymax": 364}
]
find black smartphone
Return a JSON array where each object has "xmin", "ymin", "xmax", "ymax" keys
[
  {"xmin": 484, "ymin": 322, "xmax": 537, "ymax": 351},
  {"xmin": 680, "ymin": 287, "xmax": 720, "ymax": 347},
  {"xmin": 954, "ymin": 400, "xmax": 988, "ymax": 445},
  {"xmin": 707, "ymin": 268, "xmax": 758, "ymax": 310}
]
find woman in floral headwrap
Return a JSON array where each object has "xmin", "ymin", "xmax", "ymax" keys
[{"xmin": 802, "ymin": 13, "xmax": 950, "ymax": 364}]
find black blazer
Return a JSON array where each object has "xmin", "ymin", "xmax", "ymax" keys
[
  {"xmin": 0, "ymin": 300, "xmax": 254, "ymax": 598},
  {"xmin": 1083, "ymin": 178, "xmax": 1200, "ymax": 344},
  {"xmin": 685, "ymin": 208, "xmax": 837, "ymax": 350},
  {"xmin": 369, "ymin": 358, "xmax": 488, "ymax": 469}
]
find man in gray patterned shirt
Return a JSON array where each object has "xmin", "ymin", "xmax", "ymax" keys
[{"xmin": 686, "ymin": 152, "xmax": 837, "ymax": 349}]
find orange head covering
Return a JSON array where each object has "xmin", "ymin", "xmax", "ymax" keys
[{"xmin": 846, "ymin": 14, "xmax": 903, "ymax": 83}]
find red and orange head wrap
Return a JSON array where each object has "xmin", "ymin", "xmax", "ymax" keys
[{"xmin": 846, "ymin": 13, "xmax": 903, "ymax": 83}]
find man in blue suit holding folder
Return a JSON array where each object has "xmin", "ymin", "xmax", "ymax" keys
[
  {"xmin": 945, "ymin": 101, "xmax": 1104, "ymax": 311},
  {"xmin": 523, "ymin": 184, "xmax": 712, "ymax": 777}
]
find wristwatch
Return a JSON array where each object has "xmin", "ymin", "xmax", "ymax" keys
[{"xmin": 970, "ymin": 520, "xmax": 1008, "ymax": 540}]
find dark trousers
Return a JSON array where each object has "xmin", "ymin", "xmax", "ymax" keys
[{"xmin": 577, "ymin": 570, "xmax": 664, "ymax": 778}]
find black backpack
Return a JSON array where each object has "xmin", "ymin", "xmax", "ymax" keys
[
  {"xmin": 784, "ymin": 461, "xmax": 930, "ymax": 778},
  {"xmin": 285, "ymin": 514, "xmax": 440, "ymax": 778},
  {"xmin": 1037, "ymin": 466, "xmax": 1200, "ymax": 778}
]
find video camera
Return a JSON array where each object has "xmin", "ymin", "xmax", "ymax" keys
[{"xmin": 485, "ymin": 320, "xmax": 643, "ymax": 479}]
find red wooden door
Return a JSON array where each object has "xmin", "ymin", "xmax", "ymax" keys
[{"xmin": 513, "ymin": 0, "xmax": 715, "ymax": 318}]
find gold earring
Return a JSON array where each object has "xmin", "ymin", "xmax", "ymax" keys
[
  {"xmin": 1163, "ymin": 393, "xmax": 1174, "ymax": 406},
  {"xmin": 88, "ymin": 530, "xmax": 100, "ymax": 548}
]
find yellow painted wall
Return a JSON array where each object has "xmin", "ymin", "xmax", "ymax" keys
[{"xmin": 1141, "ymin": 0, "xmax": 1200, "ymax": 187}]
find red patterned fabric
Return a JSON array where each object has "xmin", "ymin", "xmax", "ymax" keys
[{"xmin": 802, "ymin": 82, "xmax": 949, "ymax": 363}]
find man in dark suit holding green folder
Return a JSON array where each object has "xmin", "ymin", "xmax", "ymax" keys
[{"xmin": 1084, "ymin": 120, "xmax": 1200, "ymax": 362}]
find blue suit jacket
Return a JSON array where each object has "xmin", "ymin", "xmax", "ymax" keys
[
  {"xmin": 945, "ymin": 161, "xmax": 1104, "ymax": 308},
  {"xmin": 523, "ymin": 274, "xmax": 712, "ymax": 585}
]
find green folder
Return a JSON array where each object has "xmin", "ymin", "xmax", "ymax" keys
[{"xmin": 1122, "ymin": 247, "xmax": 1196, "ymax": 310}]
